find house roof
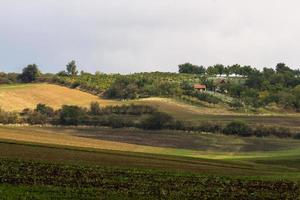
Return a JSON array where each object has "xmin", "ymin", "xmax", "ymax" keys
[{"xmin": 194, "ymin": 84, "xmax": 206, "ymax": 89}]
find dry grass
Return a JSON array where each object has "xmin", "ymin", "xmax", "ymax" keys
[
  {"xmin": 0, "ymin": 126, "xmax": 167, "ymax": 154},
  {"xmin": 0, "ymin": 83, "xmax": 117, "ymax": 111},
  {"xmin": 134, "ymin": 97, "xmax": 237, "ymax": 117}
]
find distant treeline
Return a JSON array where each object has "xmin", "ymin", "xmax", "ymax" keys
[
  {"xmin": 178, "ymin": 62, "xmax": 300, "ymax": 76},
  {"xmin": 1, "ymin": 61, "xmax": 300, "ymax": 111},
  {"xmin": 0, "ymin": 103, "xmax": 298, "ymax": 139}
]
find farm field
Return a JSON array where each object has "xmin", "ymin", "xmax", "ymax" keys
[
  {"xmin": 134, "ymin": 97, "xmax": 300, "ymax": 131},
  {"xmin": 1, "ymin": 126, "xmax": 300, "ymax": 159},
  {"xmin": 1, "ymin": 126, "xmax": 300, "ymax": 168},
  {"xmin": 0, "ymin": 127, "xmax": 300, "ymax": 199},
  {"xmin": 0, "ymin": 157, "xmax": 299, "ymax": 199},
  {"xmin": 0, "ymin": 83, "xmax": 300, "ymax": 198},
  {"xmin": 0, "ymin": 83, "xmax": 117, "ymax": 111}
]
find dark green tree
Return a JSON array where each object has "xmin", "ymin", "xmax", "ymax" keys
[
  {"xmin": 66, "ymin": 60, "xmax": 78, "ymax": 77},
  {"xmin": 141, "ymin": 112, "xmax": 174, "ymax": 130},
  {"xmin": 59, "ymin": 105, "xmax": 86, "ymax": 125},
  {"xmin": 276, "ymin": 63, "xmax": 292, "ymax": 74},
  {"xmin": 178, "ymin": 63, "xmax": 206, "ymax": 74},
  {"xmin": 19, "ymin": 64, "xmax": 41, "ymax": 83},
  {"xmin": 223, "ymin": 121, "xmax": 252, "ymax": 137},
  {"xmin": 35, "ymin": 103, "xmax": 55, "ymax": 117},
  {"xmin": 213, "ymin": 64, "xmax": 225, "ymax": 76}
]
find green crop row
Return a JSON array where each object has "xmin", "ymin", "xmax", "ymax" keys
[{"xmin": 0, "ymin": 158, "xmax": 299, "ymax": 199}]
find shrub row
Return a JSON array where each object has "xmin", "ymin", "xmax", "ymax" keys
[
  {"xmin": 0, "ymin": 104, "xmax": 295, "ymax": 139},
  {"xmin": 89, "ymin": 102, "xmax": 156, "ymax": 115},
  {"xmin": 169, "ymin": 121, "xmax": 292, "ymax": 138}
]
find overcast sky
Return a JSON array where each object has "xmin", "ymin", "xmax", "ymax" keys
[{"xmin": 0, "ymin": 0, "xmax": 300, "ymax": 73}]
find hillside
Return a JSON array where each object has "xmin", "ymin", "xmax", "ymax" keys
[
  {"xmin": 0, "ymin": 83, "xmax": 117, "ymax": 111},
  {"xmin": 0, "ymin": 83, "xmax": 299, "ymax": 198},
  {"xmin": 0, "ymin": 83, "xmax": 299, "ymax": 132}
]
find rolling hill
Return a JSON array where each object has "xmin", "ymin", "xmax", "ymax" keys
[
  {"xmin": 0, "ymin": 83, "xmax": 299, "ymax": 131},
  {"xmin": 0, "ymin": 83, "xmax": 117, "ymax": 111},
  {"xmin": 0, "ymin": 83, "xmax": 299, "ymax": 198}
]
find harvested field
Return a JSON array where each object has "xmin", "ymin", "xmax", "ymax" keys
[{"xmin": 0, "ymin": 83, "xmax": 117, "ymax": 111}]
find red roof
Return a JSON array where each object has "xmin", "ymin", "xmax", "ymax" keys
[{"xmin": 194, "ymin": 84, "xmax": 206, "ymax": 89}]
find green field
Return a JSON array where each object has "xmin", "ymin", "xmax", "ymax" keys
[{"xmin": 0, "ymin": 136, "xmax": 300, "ymax": 199}]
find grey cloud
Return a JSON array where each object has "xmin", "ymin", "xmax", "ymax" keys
[{"xmin": 0, "ymin": 0, "xmax": 300, "ymax": 73}]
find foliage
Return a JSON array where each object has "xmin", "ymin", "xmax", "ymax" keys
[
  {"xmin": 66, "ymin": 60, "xmax": 78, "ymax": 77},
  {"xmin": 0, "ymin": 72, "xmax": 19, "ymax": 84},
  {"xmin": 59, "ymin": 105, "xmax": 86, "ymax": 125},
  {"xmin": 18, "ymin": 64, "xmax": 40, "ymax": 83},
  {"xmin": 178, "ymin": 63, "xmax": 206, "ymax": 74},
  {"xmin": 253, "ymin": 126, "xmax": 292, "ymax": 138},
  {"xmin": 294, "ymin": 133, "xmax": 300, "ymax": 140},
  {"xmin": 89, "ymin": 101, "xmax": 102, "ymax": 115},
  {"xmin": 0, "ymin": 109, "xmax": 19, "ymax": 124},
  {"xmin": 223, "ymin": 121, "xmax": 253, "ymax": 137},
  {"xmin": 229, "ymin": 99, "xmax": 244, "ymax": 109},
  {"xmin": 194, "ymin": 92, "xmax": 221, "ymax": 104},
  {"xmin": 140, "ymin": 112, "xmax": 175, "ymax": 130},
  {"xmin": 35, "ymin": 103, "xmax": 55, "ymax": 117}
]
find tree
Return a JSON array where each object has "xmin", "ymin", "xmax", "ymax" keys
[
  {"xmin": 66, "ymin": 60, "xmax": 78, "ymax": 77},
  {"xmin": 206, "ymin": 66, "xmax": 218, "ymax": 76},
  {"xmin": 56, "ymin": 71, "xmax": 68, "ymax": 76},
  {"xmin": 213, "ymin": 64, "xmax": 225, "ymax": 76},
  {"xmin": 178, "ymin": 63, "xmax": 206, "ymax": 74},
  {"xmin": 35, "ymin": 103, "xmax": 54, "ymax": 117},
  {"xmin": 19, "ymin": 64, "xmax": 40, "ymax": 83},
  {"xmin": 240, "ymin": 65, "xmax": 254, "ymax": 76},
  {"xmin": 228, "ymin": 64, "xmax": 241, "ymax": 75},
  {"xmin": 223, "ymin": 121, "xmax": 252, "ymax": 137},
  {"xmin": 228, "ymin": 84, "xmax": 243, "ymax": 98},
  {"xmin": 90, "ymin": 102, "xmax": 102, "ymax": 115},
  {"xmin": 276, "ymin": 63, "xmax": 292, "ymax": 74},
  {"xmin": 105, "ymin": 77, "xmax": 139, "ymax": 99},
  {"xmin": 59, "ymin": 105, "xmax": 86, "ymax": 125},
  {"xmin": 141, "ymin": 112, "xmax": 174, "ymax": 130}
]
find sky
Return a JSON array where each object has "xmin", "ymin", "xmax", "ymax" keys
[{"xmin": 0, "ymin": 0, "xmax": 300, "ymax": 73}]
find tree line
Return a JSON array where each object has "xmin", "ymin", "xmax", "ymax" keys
[
  {"xmin": 0, "ymin": 103, "xmax": 298, "ymax": 139},
  {"xmin": 178, "ymin": 62, "xmax": 300, "ymax": 77}
]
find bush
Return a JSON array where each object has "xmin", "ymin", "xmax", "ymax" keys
[
  {"xmin": 90, "ymin": 102, "xmax": 102, "ymax": 115},
  {"xmin": 195, "ymin": 93, "xmax": 220, "ymax": 104},
  {"xmin": 107, "ymin": 115, "xmax": 134, "ymax": 128},
  {"xmin": 294, "ymin": 133, "xmax": 300, "ymax": 140},
  {"xmin": 59, "ymin": 105, "xmax": 86, "ymax": 125},
  {"xmin": 35, "ymin": 104, "xmax": 55, "ymax": 117},
  {"xmin": 271, "ymin": 127, "xmax": 292, "ymax": 138},
  {"xmin": 93, "ymin": 104, "xmax": 156, "ymax": 116},
  {"xmin": 253, "ymin": 126, "xmax": 292, "ymax": 138},
  {"xmin": 140, "ymin": 112, "xmax": 175, "ymax": 130},
  {"xmin": 70, "ymin": 81, "xmax": 80, "ymax": 89},
  {"xmin": 223, "ymin": 121, "xmax": 253, "ymax": 137},
  {"xmin": 196, "ymin": 122, "xmax": 223, "ymax": 133},
  {"xmin": 253, "ymin": 126, "xmax": 272, "ymax": 137},
  {"xmin": 26, "ymin": 111, "xmax": 48, "ymax": 125},
  {"xmin": 0, "ymin": 110, "xmax": 20, "ymax": 124},
  {"xmin": 229, "ymin": 99, "xmax": 244, "ymax": 109}
]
